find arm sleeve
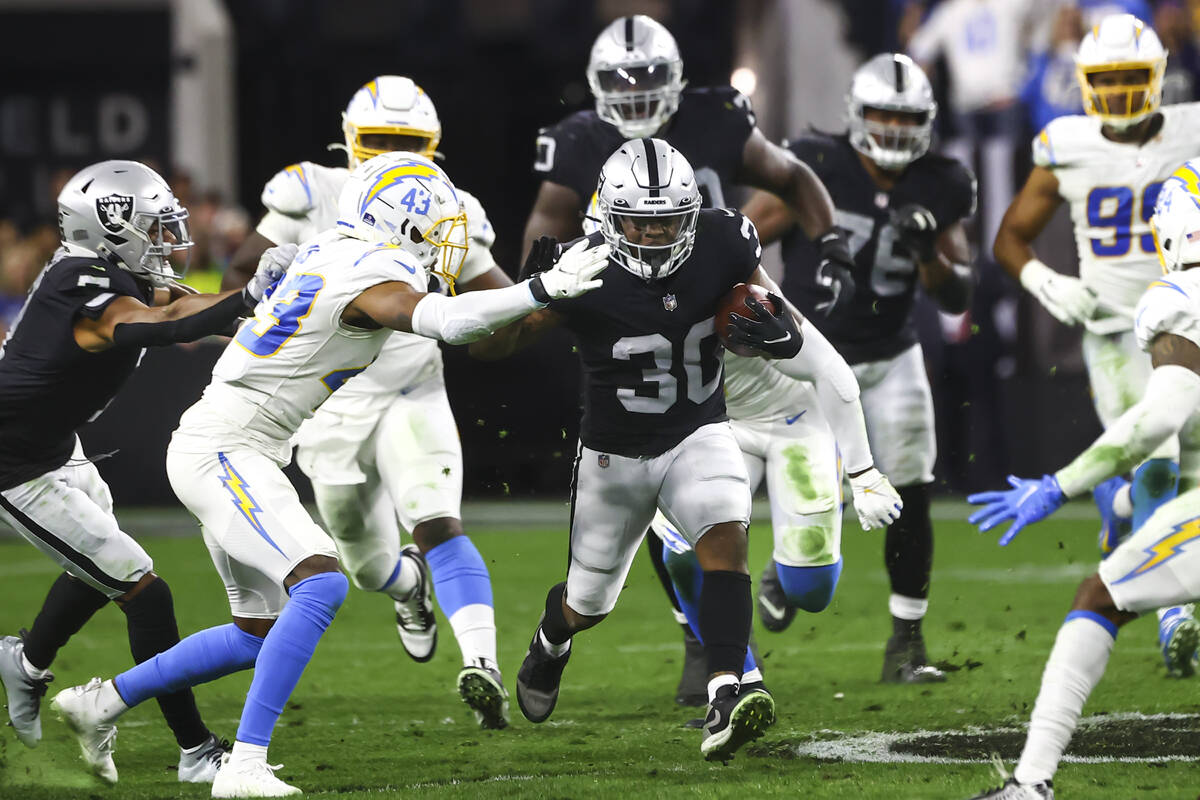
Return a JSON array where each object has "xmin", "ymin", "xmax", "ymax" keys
[
  {"xmin": 769, "ymin": 318, "xmax": 873, "ymax": 474},
  {"xmin": 111, "ymin": 291, "xmax": 249, "ymax": 348},
  {"xmin": 1056, "ymin": 365, "xmax": 1200, "ymax": 496},
  {"xmin": 410, "ymin": 281, "xmax": 544, "ymax": 345}
]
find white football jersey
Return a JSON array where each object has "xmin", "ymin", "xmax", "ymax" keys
[
  {"xmin": 256, "ymin": 160, "xmax": 498, "ymax": 393},
  {"xmin": 723, "ymin": 351, "xmax": 818, "ymax": 424},
  {"xmin": 1134, "ymin": 269, "xmax": 1200, "ymax": 353},
  {"xmin": 1034, "ymin": 103, "xmax": 1200, "ymax": 333},
  {"xmin": 176, "ymin": 231, "xmax": 427, "ymax": 461}
]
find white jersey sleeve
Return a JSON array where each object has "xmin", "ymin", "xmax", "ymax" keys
[
  {"xmin": 1134, "ymin": 271, "xmax": 1200, "ymax": 352},
  {"xmin": 256, "ymin": 162, "xmax": 350, "ymax": 246},
  {"xmin": 456, "ymin": 189, "xmax": 500, "ymax": 285}
]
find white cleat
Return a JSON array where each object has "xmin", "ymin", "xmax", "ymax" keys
[
  {"xmin": 179, "ymin": 734, "xmax": 231, "ymax": 783},
  {"xmin": 211, "ymin": 757, "xmax": 302, "ymax": 798},
  {"xmin": 0, "ymin": 633, "xmax": 53, "ymax": 748},
  {"xmin": 50, "ymin": 677, "xmax": 118, "ymax": 784},
  {"xmin": 393, "ymin": 544, "xmax": 437, "ymax": 662}
]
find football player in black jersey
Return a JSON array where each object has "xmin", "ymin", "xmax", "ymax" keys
[
  {"xmin": 0, "ymin": 160, "xmax": 289, "ymax": 783},
  {"xmin": 498, "ymin": 139, "xmax": 807, "ymax": 761},
  {"xmin": 523, "ymin": 12, "xmax": 856, "ymax": 705},
  {"xmin": 743, "ymin": 54, "xmax": 977, "ymax": 684}
]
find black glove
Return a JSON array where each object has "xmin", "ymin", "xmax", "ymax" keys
[
  {"xmin": 892, "ymin": 203, "xmax": 939, "ymax": 262},
  {"xmin": 726, "ymin": 292, "xmax": 804, "ymax": 359},
  {"xmin": 519, "ymin": 236, "xmax": 560, "ymax": 281},
  {"xmin": 815, "ymin": 229, "xmax": 856, "ymax": 316}
]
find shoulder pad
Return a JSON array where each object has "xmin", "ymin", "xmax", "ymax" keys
[
  {"xmin": 1032, "ymin": 115, "xmax": 1096, "ymax": 168},
  {"xmin": 1135, "ymin": 275, "xmax": 1200, "ymax": 352},
  {"xmin": 261, "ymin": 161, "xmax": 322, "ymax": 217},
  {"xmin": 919, "ymin": 154, "xmax": 978, "ymax": 218},
  {"xmin": 456, "ymin": 189, "xmax": 495, "ymax": 249},
  {"xmin": 685, "ymin": 85, "xmax": 756, "ymax": 125},
  {"xmin": 1161, "ymin": 102, "xmax": 1200, "ymax": 127}
]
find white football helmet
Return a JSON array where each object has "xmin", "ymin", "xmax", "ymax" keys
[
  {"xmin": 340, "ymin": 76, "xmax": 442, "ymax": 168},
  {"xmin": 56, "ymin": 160, "xmax": 192, "ymax": 286},
  {"xmin": 1075, "ymin": 14, "xmax": 1166, "ymax": 129},
  {"xmin": 587, "ymin": 15, "xmax": 685, "ymax": 139},
  {"xmin": 337, "ymin": 152, "xmax": 469, "ymax": 290},
  {"xmin": 596, "ymin": 138, "xmax": 700, "ymax": 280},
  {"xmin": 1151, "ymin": 161, "xmax": 1200, "ymax": 272},
  {"xmin": 847, "ymin": 53, "xmax": 937, "ymax": 170}
]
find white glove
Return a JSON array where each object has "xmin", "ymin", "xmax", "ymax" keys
[
  {"xmin": 1019, "ymin": 259, "xmax": 1098, "ymax": 326},
  {"xmin": 534, "ymin": 240, "xmax": 610, "ymax": 300},
  {"xmin": 243, "ymin": 243, "xmax": 298, "ymax": 305},
  {"xmin": 849, "ymin": 467, "xmax": 903, "ymax": 531}
]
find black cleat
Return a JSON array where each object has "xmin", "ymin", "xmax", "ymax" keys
[
  {"xmin": 675, "ymin": 625, "xmax": 707, "ymax": 707},
  {"xmin": 700, "ymin": 684, "xmax": 776, "ymax": 761},
  {"xmin": 881, "ymin": 632, "xmax": 946, "ymax": 684},
  {"xmin": 756, "ymin": 561, "xmax": 796, "ymax": 633},
  {"xmin": 516, "ymin": 627, "xmax": 571, "ymax": 723}
]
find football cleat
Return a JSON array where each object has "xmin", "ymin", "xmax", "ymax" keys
[
  {"xmin": 882, "ymin": 633, "xmax": 946, "ymax": 684},
  {"xmin": 178, "ymin": 734, "xmax": 231, "ymax": 784},
  {"xmin": 516, "ymin": 626, "xmax": 571, "ymax": 723},
  {"xmin": 700, "ymin": 683, "xmax": 776, "ymax": 762},
  {"xmin": 756, "ymin": 560, "xmax": 797, "ymax": 633},
  {"xmin": 457, "ymin": 661, "xmax": 509, "ymax": 730},
  {"xmin": 968, "ymin": 777, "xmax": 1053, "ymax": 799},
  {"xmin": 210, "ymin": 756, "xmax": 301, "ymax": 798},
  {"xmin": 51, "ymin": 677, "xmax": 119, "ymax": 784},
  {"xmin": 393, "ymin": 544, "xmax": 437, "ymax": 662},
  {"xmin": 1093, "ymin": 475, "xmax": 1132, "ymax": 556},
  {"xmin": 1159, "ymin": 606, "xmax": 1200, "ymax": 678},
  {"xmin": 0, "ymin": 632, "xmax": 53, "ymax": 748},
  {"xmin": 675, "ymin": 625, "xmax": 707, "ymax": 707}
]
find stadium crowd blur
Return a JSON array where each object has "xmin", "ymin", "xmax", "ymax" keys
[{"xmin": 2, "ymin": 0, "xmax": 1200, "ymax": 498}]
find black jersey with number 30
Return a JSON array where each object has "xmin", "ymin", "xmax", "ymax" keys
[
  {"xmin": 0, "ymin": 253, "xmax": 153, "ymax": 489},
  {"xmin": 550, "ymin": 209, "xmax": 761, "ymax": 457},
  {"xmin": 534, "ymin": 86, "xmax": 756, "ymax": 213},
  {"xmin": 779, "ymin": 132, "xmax": 976, "ymax": 365}
]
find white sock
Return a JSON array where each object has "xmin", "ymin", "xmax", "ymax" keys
[
  {"xmin": 1112, "ymin": 483, "xmax": 1134, "ymax": 518},
  {"xmin": 381, "ymin": 555, "xmax": 420, "ymax": 601},
  {"xmin": 1013, "ymin": 614, "xmax": 1116, "ymax": 785},
  {"xmin": 889, "ymin": 593, "xmax": 928, "ymax": 621},
  {"xmin": 707, "ymin": 674, "xmax": 739, "ymax": 703},
  {"xmin": 449, "ymin": 604, "xmax": 497, "ymax": 667},
  {"xmin": 538, "ymin": 628, "xmax": 570, "ymax": 658},
  {"xmin": 229, "ymin": 740, "xmax": 270, "ymax": 765},
  {"xmin": 741, "ymin": 667, "xmax": 763, "ymax": 684},
  {"xmin": 88, "ymin": 679, "xmax": 129, "ymax": 722},
  {"xmin": 21, "ymin": 653, "xmax": 49, "ymax": 680}
]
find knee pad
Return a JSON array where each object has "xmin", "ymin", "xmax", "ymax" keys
[
  {"xmin": 777, "ymin": 559, "xmax": 843, "ymax": 613},
  {"xmin": 288, "ymin": 571, "xmax": 349, "ymax": 625}
]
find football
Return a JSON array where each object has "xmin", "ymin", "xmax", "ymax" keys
[{"xmin": 716, "ymin": 282, "xmax": 776, "ymax": 356}]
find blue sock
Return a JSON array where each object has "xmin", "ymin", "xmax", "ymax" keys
[
  {"xmin": 1131, "ymin": 459, "xmax": 1180, "ymax": 530},
  {"xmin": 665, "ymin": 550, "xmax": 758, "ymax": 675},
  {"xmin": 776, "ymin": 559, "xmax": 843, "ymax": 613},
  {"xmin": 424, "ymin": 535, "xmax": 492, "ymax": 616},
  {"xmin": 114, "ymin": 623, "xmax": 263, "ymax": 707},
  {"xmin": 236, "ymin": 571, "xmax": 348, "ymax": 746}
]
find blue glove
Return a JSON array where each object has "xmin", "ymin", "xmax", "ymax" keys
[{"xmin": 967, "ymin": 474, "xmax": 1066, "ymax": 546}]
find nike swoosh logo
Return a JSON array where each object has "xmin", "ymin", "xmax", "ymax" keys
[
  {"xmin": 763, "ymin": 332, "xmax": 791, "ymax": 345},
  {"xmin": 759, "ymin": 594, "xmax": 789, "ymax": 620},
  {"xmin": 784, "ymin": 411, "xmax": 807, "ymax": 425},
  {"xmin": 393, "ymin": 258, "xmax": 416, "ymax": 275}
]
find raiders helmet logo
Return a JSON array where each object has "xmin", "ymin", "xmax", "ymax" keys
[{"xmin": 96, "ymin": 194, "xmax": 134, "ymax": 234}]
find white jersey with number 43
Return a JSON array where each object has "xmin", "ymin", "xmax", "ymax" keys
[
  {"xmin": 1034, "ymin": 102, "xmax": 1200, "ymax": 333},
  {"xmin": 177, "ymin": 232, "xmax": 427, "ymax": 462}
]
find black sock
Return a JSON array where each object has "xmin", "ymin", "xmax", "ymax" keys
[
  {"xmin": 121, "ymin": 577, "xmax": 209, "ymax": 749},
  {"xmin": 22, "ymin": 573, "xmax": 110, "ymax": 670},
  {"xmin": 540, "ymin": 581, "xmax": 571, "ymax": 645},
  {"xmin": 698, "ymin": 570, "xmax": 751, "ymax": 678},
  {"xmin": 885, "ymin": 483, "xmax": 934, "ymax": 600},
  {"xmin": 644, "ymin": 534, "xmax": 684, "ymax": 614},
  {"xmin": 892, "ymin": 616, "xmax": 922, "ymax": 640}
]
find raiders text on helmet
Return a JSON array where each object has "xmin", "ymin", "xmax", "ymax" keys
[
  {"xmin": 1075, "ymin": 14, "xmax": 1167, "ymax": 129},
  {"xmin": 587, "ymin": 15, "xmax": 686, "ymax": 139},
  {"xmin": 341, "ymin": 76, "xmax": 442, "ymax": 167},
  {"xmin": 847, "ymin": 53, "xmax": 937, "ymax": 171},
  {"xmin": 57, "ymin": 160, "xmax": 193, "ymax": 287}
]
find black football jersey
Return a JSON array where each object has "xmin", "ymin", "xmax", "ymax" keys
[
  {"xmin": 550, "ymin": 209, "xmax": 761, "ymax": 457},
  {"xmin": 534, "ymin": 86, "xmax": 756, "ymax": 213},
  {"xmin": 0, "ymin": 252, "xmax": 153, "ymax": 489},
  {"xmin": 779, "ymin": 132, "xmax": 976, "ymax": 364}
]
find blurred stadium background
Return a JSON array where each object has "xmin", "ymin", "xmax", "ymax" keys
[{"xmin": 1, "ymin": 0, "xmax": 1193, "ymax": 506}]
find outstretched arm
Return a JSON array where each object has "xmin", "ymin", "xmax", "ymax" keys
[
  {"xmin": 738, "ymin": 129, "xmax": 834, "ymax": 241},
  {"xmin": 521, "ymin": 182, "xmax": 584, "ymax": 261},
  {"xmin": 75, "ymin": 290, "xmax": 250, "ymax": 352}
]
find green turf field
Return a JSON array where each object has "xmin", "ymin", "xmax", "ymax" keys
[{"xmin": 1, "ymin": 501, "xmax": 1197, "ymax": 799}]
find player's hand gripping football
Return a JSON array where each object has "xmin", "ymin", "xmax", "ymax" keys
[
  {"xmin": 848, "ymin": 467, "xmax": 903, "ymax": 530},
  {"xmin": 815, "ymin": 229, "xmax": 857, "ymax": 316},
  {"xmin": 725, "ymin": 291, "xmax": 804, "ymax": 359},
  {"xmin": 1019, "ymin": 260, "xmax": 1098, "ymax": 326},
  {"xmin": 532, "ymin": 239, "xmax": 610, "ymax": 300},
  {"xmin": 967, "ymin": 474, "xmax": 1066, "ymax": 546},
  {"xmin": 892, "ymin": 204, "xmax": 939, "ymax": 263},
  {"xmin": 243, "ymin": 242, "xmax": 298, "ymax": 306}
]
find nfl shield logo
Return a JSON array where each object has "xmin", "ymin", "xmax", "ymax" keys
[
  {"xmin": 96, "ymin": 194, "xmax": 134, "ymax": 234},
  {"xmin": 662, "ymin": 293, "xmax": 678, "ymax": 312},
  {"xmin": 598, "ymin": 454, "xmax": 610, "ymax": 468}
]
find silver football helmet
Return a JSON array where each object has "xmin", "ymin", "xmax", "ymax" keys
[
  {"xmin": 587, "ymin": 15, "xmax": 685, "ymax": 138},
  {"xmin": 847, "ymin": 53, "xmax": 937, "ymax": 170},
  {"xmin": 596, "ymin": 138, "xmax": 700, "ymax": 280},
  {"xmin": 57, "ymin": 160, "xmax": 192, "ymax": 286}
]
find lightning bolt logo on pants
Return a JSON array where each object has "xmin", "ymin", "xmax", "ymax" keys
[
  {"xmin": 1113, "ymin": 514, "xmax": 1200, "ymax": 584},
  {"xmin": 217, "ymin": 453, "xmax": 286, "ymax": 557}
]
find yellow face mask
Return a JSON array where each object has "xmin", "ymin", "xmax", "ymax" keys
[
  {"xmin": 1076, "ymin": 60, "xmax": 1164, "ymax": 123},
  {"xmin": 420, "ymin": 211, "xmax": 470, "ymax": 295},
  {"xmin": 343, "ymin": 124, "xmax": 441, "ymax": 168}
]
